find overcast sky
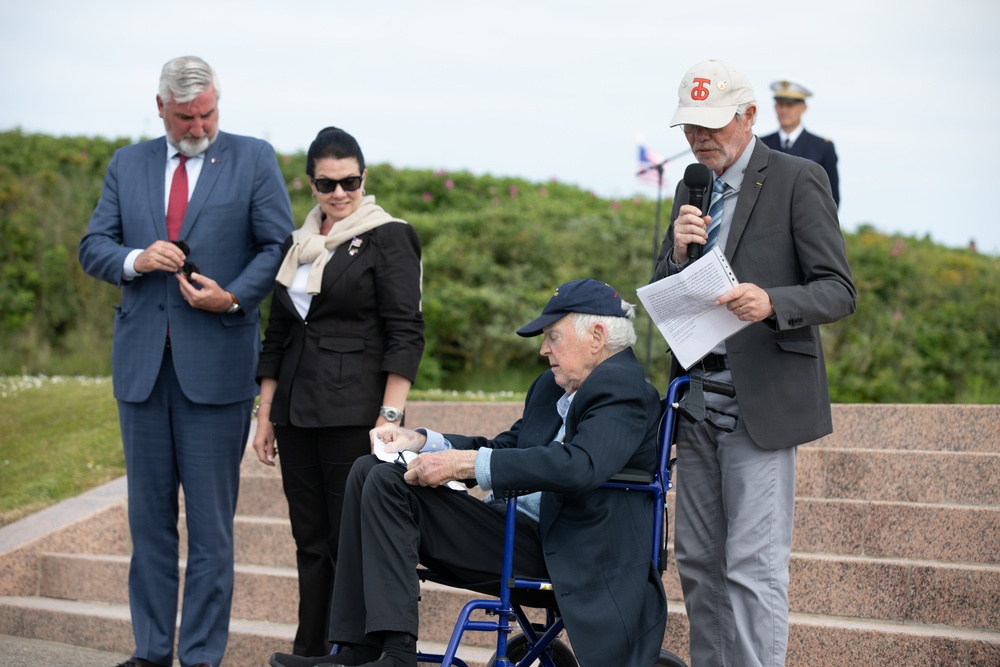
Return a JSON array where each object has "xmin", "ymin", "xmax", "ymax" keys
[{"xmin": 3, "ymin": 0, "xmax": 998, "ymax": 255}]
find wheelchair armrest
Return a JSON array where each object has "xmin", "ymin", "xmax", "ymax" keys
[{"xmin": 607, "ymin": 468, "xmax": 654, "ymax": 484}]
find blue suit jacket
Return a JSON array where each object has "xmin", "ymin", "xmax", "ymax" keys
[
  {"xmin": 79, "ymin": 131, "xmax": 294, "ymax": 405},
  {"xmin": 761, "ymin": 128, "xmax": 839, "ymax": 205},
  {"xmin": 446, "ymin": 349, "xmax": 667, "ymax": 666}
]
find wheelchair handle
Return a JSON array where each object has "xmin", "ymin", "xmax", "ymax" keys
[{"xmin": 701, "ymin": 377, "xmax": 736, "ymax": 397}]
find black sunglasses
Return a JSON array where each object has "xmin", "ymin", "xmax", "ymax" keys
[
  {"xmin": 311, "ymin": 175, "xmax": 363, "ymax": 194},
  {"xmin": 172, "ymin": 240, "xmax": 200, "ymax": 281}
]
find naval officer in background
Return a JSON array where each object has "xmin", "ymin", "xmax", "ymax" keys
[{"xmin": 760, "ymin": 80, "xmax": 840, "ymax": 206}]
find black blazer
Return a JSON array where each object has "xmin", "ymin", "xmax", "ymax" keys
[
  {"xmin": 446, "ymin": 349, "xmax": 667, "ymax": 666},
  {"xmin": 257, "ymin": 221, "xmax": 424, "ymax": 428},
  {"xmin": 761, "ymin": 128, "xmax": 840, "ymax": 205}
]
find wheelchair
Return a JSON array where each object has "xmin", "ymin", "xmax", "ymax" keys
[{"xmin": 336, "ymin": 374, "xmax": 733, "ymax": 666}]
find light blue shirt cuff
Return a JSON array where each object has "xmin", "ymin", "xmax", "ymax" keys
[
  {"xmin": 474, "ymin": 448, "xmax": 493, "ymax": 491},
  {"xmin": 415, "ymin": 428, "xmax": 450, "ymax": 452},
  {"xmin": 123, "ymin": 248, "xmax": 143, "ymax": 281}
]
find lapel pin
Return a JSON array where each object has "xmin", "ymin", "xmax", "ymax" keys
[
  {"xmin": 211, "ymin": 157, "xmax": 219, "ymax": 164},
  {"xmin": 348, "ymin": 236, "xmax": 363, "ymax": 256}
]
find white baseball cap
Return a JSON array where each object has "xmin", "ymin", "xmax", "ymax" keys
[{"xmin": 670, "ymin": 59, "xmax": 756, "ymax": 129}]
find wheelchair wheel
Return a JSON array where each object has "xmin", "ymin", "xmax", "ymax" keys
[
  {"xmin": 486, "ymin": 633, "xmax": 578, "ymax": 667},
  {"xmin": 655, "ymin": 648, "xmax": 688, "ymax": 666}
]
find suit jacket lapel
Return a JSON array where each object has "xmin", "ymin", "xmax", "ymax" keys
[
  {"xmin": 725, "ymin": 140, "xmax": 769, "ymax": 261},
  {"xmin": 147, "ymin": 140, "xmax": 168, "ymax": 239},
  {"xmin": 306, "ymin": 231, "xmax": 372, "ymax": 317},
  {"xmin": 181, "ymin": 132, "xmax": 228, "ymax": 238}
]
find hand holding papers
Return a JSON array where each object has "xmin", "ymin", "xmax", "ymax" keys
[
  {"xmin": 373, "ymin": 435, "xmax": 418, "ymax": 465},
  {"xmin": 638, "ymin": 246, "xmax": 751, "ymax": 370},
  {"xmin": 373, "ymin": 435, "xmax": 466, "ymax": 491}
]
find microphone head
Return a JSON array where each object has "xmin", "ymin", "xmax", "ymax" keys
[{"xmin": 683, "ymin": 162, "xmax": 713, "ymax": 190}]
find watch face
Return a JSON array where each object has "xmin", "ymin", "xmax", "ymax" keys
[{"xmin": 381, "ymin": 407, "xmax": 402, "ymax": 421}]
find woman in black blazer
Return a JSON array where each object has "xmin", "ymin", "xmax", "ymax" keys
[{"xmin": 252, "ymin": 127, "xmax": 425, "ymax": 656}]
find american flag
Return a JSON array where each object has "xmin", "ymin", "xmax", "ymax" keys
[{"xmin": 637, "ymin": 145, "xmax": 668, "ymax": 187}]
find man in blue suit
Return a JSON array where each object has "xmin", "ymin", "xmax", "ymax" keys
[
  {"xmin": 760, "ymin": 80, "xmax": 840, "ymax": 206},
  {"xmin": 79, "ymin": 55, "xmax": 294, "ymax": 667}
]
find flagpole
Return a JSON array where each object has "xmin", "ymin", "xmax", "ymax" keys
[{"xmin": 637, "ymin": 149, "xmax": 689, "ymax": 374}]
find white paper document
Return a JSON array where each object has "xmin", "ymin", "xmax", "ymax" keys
[
  {"xmin": 373, "ymin": 436, "xmax": 466, "ymax": 491},
  {"xmin": 637, "ymin": 246, "xmax": 751, "ymax": 370}
]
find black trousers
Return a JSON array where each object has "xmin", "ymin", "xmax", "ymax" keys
[
  {"xmin": 327, "ymin": 456, "xmax": 549, "ymax": 643},
  {"xmin": 275, "ymin": 424, "xmax": 371, "ymax": 655}
]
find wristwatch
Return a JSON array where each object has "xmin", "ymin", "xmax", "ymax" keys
[
  {"xmin": 226, "ymin": 292, "xmax": 241, "ymax": 314},
  {"xmin": 379, "ymin": 405, "xmax": 404, "ymax": 422}
]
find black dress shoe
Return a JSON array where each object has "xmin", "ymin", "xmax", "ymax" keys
[
  {"xmin": 269, "ymin": 654, "xmax": 348, "ymax": 667},
  {"xmin": 269, "ymin": 647, "xmax": 377, "ymax": 667},
  {"xmin": 113, "ymin": 659, "xmax": 168, "ymax": 667}
]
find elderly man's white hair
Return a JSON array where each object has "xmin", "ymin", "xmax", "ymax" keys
[
  {"xmin": 572, "ymin": 300, "xmax": 638, "ymax": 352},
  {"xmin": 159, "ymin": 56, "xmax": 221, "ymax": 105}
]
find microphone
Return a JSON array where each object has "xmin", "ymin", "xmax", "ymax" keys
[{"xmin": 683, "ymin": 163, "xmax": 714, "ymax": 260}]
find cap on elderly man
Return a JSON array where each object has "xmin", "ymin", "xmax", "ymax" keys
[
  {"xmin": 517, "ymin": 279, "xmax": 625, "ymax": 337},
  {"xmin": 670, "ymin": 59, "xmax": 756, "ymax": 130},
  {"xmin": 770, "ymin": 80, "xmax": 812, "ymax": 102}
]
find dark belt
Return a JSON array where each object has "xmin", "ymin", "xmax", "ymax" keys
[{"xmin": 692, "ymin": 353, "xmax": 728, "ymax": 372}]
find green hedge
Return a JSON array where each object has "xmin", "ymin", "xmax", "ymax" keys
[{"xmin": 1, "ymin": 130, "xmax": 997, "ymax": 402}]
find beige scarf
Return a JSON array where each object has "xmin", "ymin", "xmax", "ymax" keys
[{"xmin": 275, "ymin": 195, "xmax": 405, "ymax": 294}]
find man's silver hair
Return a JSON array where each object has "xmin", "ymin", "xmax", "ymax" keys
[
  {"xmin": 159, "ymin": 56, "xmax": 221, "ymax": 105},
  {"xmin": 572, "ymin": 301, "xmax": 638, "ymax": 352},
  {"xmin": 736, "ymin": 101, "xmax": 757, "ymax": 126}
]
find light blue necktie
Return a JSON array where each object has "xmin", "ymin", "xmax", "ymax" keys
[{"xmin": 704, "ymin": 178, "xmax": 727, "ymax": 253}]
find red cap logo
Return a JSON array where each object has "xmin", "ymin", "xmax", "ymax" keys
[{"xmin": 691, "ymin": 77, "xmax": 711, "ymax": 101}]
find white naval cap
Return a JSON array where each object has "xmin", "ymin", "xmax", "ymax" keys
[{"xmin": 770, "ymin": 80, "xmax": 812, "ymax": 101}]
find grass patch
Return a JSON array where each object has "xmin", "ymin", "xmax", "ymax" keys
[
  {"xmin": 0, "ymin": 376, "xmax": 123, "ymax": 527},
  {"xmin": 0, "ymin": 375, "xmax": 525, "ymax": 528}
]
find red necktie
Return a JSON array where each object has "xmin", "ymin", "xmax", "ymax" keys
[{"xmin": 166, "ymin": 155, "xmax": 189, "ymax": 241}]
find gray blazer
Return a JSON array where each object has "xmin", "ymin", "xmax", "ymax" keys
[
  {"xmin": 654, "ymin": 140, "xmax": 856, "ymax": 449},
  {"xmin": 79, "ymin": 131, "xmax": 294, "ymax": 405}
]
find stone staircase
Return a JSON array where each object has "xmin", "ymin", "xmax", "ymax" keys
[{"xmin": 1, "ymin": 403, "xmax": 997, "ymax": 666}]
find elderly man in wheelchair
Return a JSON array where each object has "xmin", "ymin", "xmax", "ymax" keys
[{"xmin": 269, "ymin": 278, "xmax": 670, "ymax": 667}]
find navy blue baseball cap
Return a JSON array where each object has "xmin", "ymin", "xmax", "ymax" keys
[{"xmin": 516, "ymin": 279, "xmax": 625, "ymax": 337}]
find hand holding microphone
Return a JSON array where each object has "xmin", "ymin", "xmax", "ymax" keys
[{"xmin": 683, "ymin": 163, "xmax": 714, "ymax": 261}]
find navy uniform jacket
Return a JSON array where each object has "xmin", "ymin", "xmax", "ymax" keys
[
  {"xmin": 446, "ymin": 348, "xmax": 667, "ymax": 666},
  {"xmin": 761, "ymin": 128, "xmax": 839, "ymax": 206}
]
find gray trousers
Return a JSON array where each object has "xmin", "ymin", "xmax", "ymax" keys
[{"xmin": 674, "ymin": 368, "xmax": 796, "ymax": 667}]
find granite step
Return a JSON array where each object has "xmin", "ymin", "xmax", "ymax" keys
[
  {"xmin": 795, "ymin": 448, "xmax": 1000, "ymax": 506},
  {"xmin": 223, "ymin": 493, "xmax": 1000, "ymax": 571},
  {"xmin": 3, "ymin": 402, "xmax": 999, "ymax": 667},
  {"xmin": 0, "ymin": 595, "xmax": 497, "ymax": 667},
  {"xmin": 4, "ymin": 594, "xmax": 998, "ymax": 667},
  {"xmin": 403, "ymin": 403, "xmax": 1000, "ymax": 454},
  {"xmin": 238, "ymin": 447, "xmax": 1000, "ymax": 514},
  {"xmin": 37, "ymin": 541, "xmax": 1000, "ymax": 636}
]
